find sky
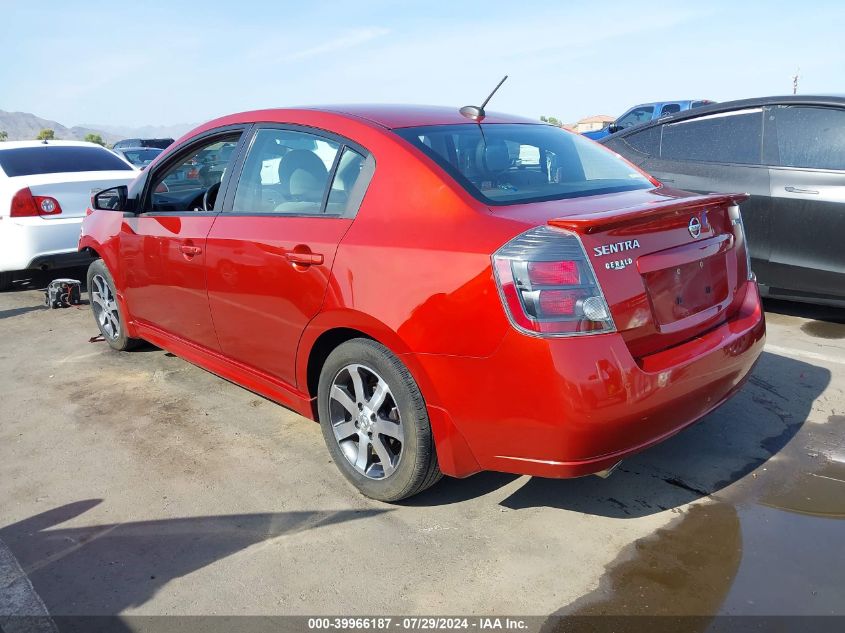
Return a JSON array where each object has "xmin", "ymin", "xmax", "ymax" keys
[{"xmin": 1, "ymin": 0, "xmax": 843, "ymax": 129}]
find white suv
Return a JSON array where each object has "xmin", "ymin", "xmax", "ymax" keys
[{"xmin": 0, "ymin": 140, "xmax": 138, "ymax": 290}]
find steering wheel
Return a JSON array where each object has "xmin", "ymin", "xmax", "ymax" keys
[{"xmin": 202, "ymin": 182, "xmax": 221, "ymax": 212}]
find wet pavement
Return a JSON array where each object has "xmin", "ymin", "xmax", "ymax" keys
[
  {"xmin": 554, "ymin": 299, "xmax": 845, "ymax": 620},
  {"xmin": 0, "ymin": 270, "xmax": 843, "ymax": 625}
]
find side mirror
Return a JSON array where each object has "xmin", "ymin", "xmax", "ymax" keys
[
  {"xmin": 607, "ymin": 124, "xmax": 622, "ymax": 134},
  {"xmin": 92, "ymin": 185, "xmax": 128, "ymax": 211}
]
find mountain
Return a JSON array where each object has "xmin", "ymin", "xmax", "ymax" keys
[
  {"xmin": 82, "ymin": 122, "xmax": 196, "ymax": 141},
  {"xmin": 0, "ymin": 109, "xmax": 195, "ymax": 145},
  {"xmin": 0, "ymin": 109, "xmax": 120, "ymax": 144}
]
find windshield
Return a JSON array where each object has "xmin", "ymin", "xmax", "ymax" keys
[
  {"xmin": 394, "ymin": 124, "xmax": 651, "ymax": 205},
  {"xmin": 120, "ymin": 148, "xmax": 163, "ymax": 166},
  {"xmin": 0, "ymin": 145, "xmax": 135, "ymax": 177}
]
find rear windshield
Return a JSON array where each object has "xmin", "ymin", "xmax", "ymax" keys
[
  {"xmin": 394, "ymin": 124, "xmax": 651, "ymax": 205},
  {"xmin": 0, "ymin": 145, "xmax": 134, "ymax": 177}
]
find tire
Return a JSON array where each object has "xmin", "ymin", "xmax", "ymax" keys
[
  {"xmin": 86, "ymin": 259, "xmax": 141, "ymax": 351},
  {"xmin": 317, "ymin": 338, "xmax": 442, "ymax": 502},
  {"xmin": 0, "ymin": 272, "xmax": 14, "ymax": 292}
]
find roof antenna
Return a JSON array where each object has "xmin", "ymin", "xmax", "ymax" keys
[{"xmin": 460, "ymin": 75, "xmax": 508, "ymax": 122}]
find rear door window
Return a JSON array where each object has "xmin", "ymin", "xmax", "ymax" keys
[
  {"xmin": 659, "ymin": 103, "xmax": 681, "ymax": 117},
  {"xmin": 232, "ymin": 129, "xmax": 340, "ymax": 215},
  {"xmin": 660, "ymin": 108, "xmax": 763, "ymax": 164},
  {"xmin": 763, "ymin": 105, "xmax": 845, "ymax": 170},
  {"xmin": 120, "ymin": 148, "xmax": 163, "ymax": 167},
  {"xmin": 0, "ymin": 145, "xmax": 134, "ymax": 177},
  {"xmin": 616, "ymin": 106, "xmax": 655, "ymax": 129},
  {"xmin": 325, "ymin": 147, "xmax": 372, "ymax": 215},
  {"xmin": 231, "ymin": 128, "xmax": 374, "ymax": 217}
]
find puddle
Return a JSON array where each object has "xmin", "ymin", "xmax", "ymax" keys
[
  {"xmin": 800, "ymin": 320, "xmax": 845, "ymax": 339},
  {"xmin": 555, "ymin": 502, "xmax": 742, "ymax": 617},
  {"xmin": 550, "ymin": 424, "xmax": 845, "ymax": 619},
  {"xmin": 758, "ymin": 457, "xmax": 845, "ymax": 518},
  {"xmin": 719, "ymin": 502, "xmax": 845, "ymax": 615}
]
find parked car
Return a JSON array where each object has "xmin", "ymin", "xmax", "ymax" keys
[
  {"xmin": 112, "ymin": 138, "xmax": 174, "ymax": 151},
  {"xmin": 601, "ymin": 95, "xmax": 845, "ymax": 307},
  {"xmin": 0, "ymin": 140, "xmax": 137, "ymax": 290},
  {"xmin": 583, "ymin": 100, "xmax": 715, "ymax": 141},
  {"xmin": 112, "ymin": 146, "xmax": 163, "ymax": 169},
  {"xmin": 80, "ymin": 105, "xmax": 764, "ymax": 501}
]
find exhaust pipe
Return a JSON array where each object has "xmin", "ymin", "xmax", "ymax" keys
[{"xmin": 594, "ymin": 461, "xmax": 622, "ymax": 479}]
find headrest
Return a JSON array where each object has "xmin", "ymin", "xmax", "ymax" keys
[
  {"xmin": 475, "ymin": 139, "xmax": 511, "ymax": 175},
  {"xmin": 278, "ymin": 150, "xmax": 328, "ymax": 200}
]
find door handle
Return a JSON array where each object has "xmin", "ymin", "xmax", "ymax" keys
[
  {"xmin": 784, "ymin": 186, "xmax": 819, "ymax": 195},
  {"xmin": 285, "ymin": 251, "xmax": 324, "ymax": 266},
  {"xmin": 180, "ymin": 245, "xmax": 202, "ymax": 256}
]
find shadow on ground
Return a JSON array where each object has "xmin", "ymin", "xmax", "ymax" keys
[
  {"xmin": 409, "ymin": 351, "xmax": 829, "ymax": 517},
  {"xmin": 0, "ymin": 305, "xmax": 48, "ymax": 319},
  {"xmin": 763, "ymin": 298, "xmax": 845, "ymax": 324},
  {"xmin": 1, "ymin": 267, "xmax": 90, "ymax": 294},
  {"xmin": 0, "ymin": 500, "xmax": 388, "ymax": 618}
]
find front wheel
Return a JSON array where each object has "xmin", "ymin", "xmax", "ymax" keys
[
  {"xmin": 86, "ymin": 259, "xmax": 141, "ymax": 351},
  {"xmin": 317, "ymin": 339, "xmax": 442, "ymax": 501}
]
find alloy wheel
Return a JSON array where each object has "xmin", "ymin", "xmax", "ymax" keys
[
  {"xmin": 328, "ymin": 363, "xmax": 404, "ymax": 479},
  {"xmin": 90, "ymin": 274, "xmax": 121, "ymax": 340}
]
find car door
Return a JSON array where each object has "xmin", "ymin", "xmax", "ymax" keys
[
  {"xmin": 763, "ymin": 104, "xmax": 845, "ymax": 300},
  {"xmin": 205, "ymin": 125, "xmax": 374, "ymax": 388},
  {"xmin": 119, "ymin": 128, "xmax": 247, "ymax": 349},
  {"xmin": 615, "ymin": 108, "xmax": 775, "ymax": 281}
]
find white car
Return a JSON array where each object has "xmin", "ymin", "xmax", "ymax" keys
[{"xmin": 0, "ymin": 140, "xmax": 138, "ymax": 290}]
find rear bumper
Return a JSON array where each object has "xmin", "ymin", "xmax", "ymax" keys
[
  {"xmin": 0, "ymin": 216, "xmax": 87, "ymax": 272},
  {"xmin": 415, "ymin": 282, "xmax": 765, "ymax": 478}
]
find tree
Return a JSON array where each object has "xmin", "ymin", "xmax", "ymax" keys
[
  {"xmin": 540, "ymin": 115, "xmax": 561, "ymax": 126},
  {"xmin": 84, "ymin": 133, "xmax": 105, "ymax": 146},
  {"xmin": 36, "ymin": 129, "xmax": 55, "ymax": 140},
  {"xmin": 0, "ymin": 130, "xmax": 7, "ymax": 142}
]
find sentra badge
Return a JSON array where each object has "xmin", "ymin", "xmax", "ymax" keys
[
  {"xmin": 593, "ymin": 239, "xmax": 641, "ymax": 257},
  {"xmin": 593, "ymin": 239, "xmax": 640, "ymax": 271}
]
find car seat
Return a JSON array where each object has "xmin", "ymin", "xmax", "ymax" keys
[{"xmin": 274, "ymin": 150, "xmax": 329, "ymax": 213}]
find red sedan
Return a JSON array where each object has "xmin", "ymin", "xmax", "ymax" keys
[{"xmin": 80, "ymin": 105, "xmax": 765, "ymax": 501}]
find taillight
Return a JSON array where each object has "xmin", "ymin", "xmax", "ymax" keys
[
  {"xmin": 34, "ymin": 195, "xmax": 62, "ymax": 215},
  {"xmin": 10, "ymin": 188, "xmax": 62, "ymax": 217},
  {"xmin": 10, "ymin": 188, "xmax": 38, "ymax": 217},
  {"xmin": 728, "ymin": 204, "xmax": 754, "ymax": 281},
  {"xmin": 492, "ymin": 226, "xmax": 615, "ymax": 337}
]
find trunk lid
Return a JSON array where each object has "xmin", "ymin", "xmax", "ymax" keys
[
  {"xmin": 17, "ymin": 171, "xmax": 137, "ymax": 219},
  {"xmin": 493, "ymin": 188, "xmax": 751, "ymax": 358}
]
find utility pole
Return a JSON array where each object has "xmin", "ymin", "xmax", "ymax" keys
[{"xmin": 792, "ymin": 67, "xmax": 800, "ymax": 95}]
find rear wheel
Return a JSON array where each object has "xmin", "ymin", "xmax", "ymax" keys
[
  {"xmin": 86, "ymin": 259, "xmax": 141, "ymax": 351},
  {"xmin": 317, "ymin": 338, "xmax": 441, "ymax": 502}
]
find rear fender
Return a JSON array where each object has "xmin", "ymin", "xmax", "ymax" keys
[
  {"xmin": 297, "ymin": 308, "xmax": 435, "ymax": 402},
  {"xmin": 297, "ymin": 309, "xmax": 480, "ymax": 478}
]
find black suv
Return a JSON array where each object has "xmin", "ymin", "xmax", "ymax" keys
[
  {"xmin": 112, "ymin": 138, "xmax": 174, "ymax": 151},
  {"xmin": 601, "ymin": 95, "xmax": 845, "ymax": 307}
]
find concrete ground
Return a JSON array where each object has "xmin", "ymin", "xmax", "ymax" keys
[{"xmin": 1, "ymin": 268, "xmax": 843, "ymax": 624}]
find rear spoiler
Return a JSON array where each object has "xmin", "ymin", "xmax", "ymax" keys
[{"xmin": 549, "ymin": 193, "xmax": 750, "ymax": 234}]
